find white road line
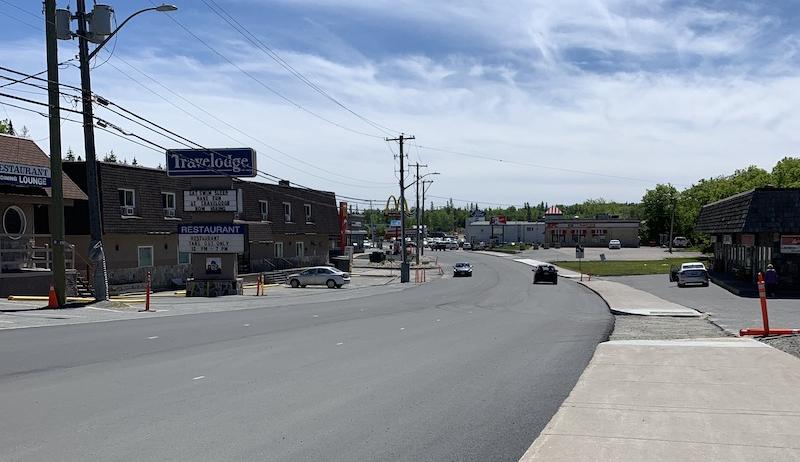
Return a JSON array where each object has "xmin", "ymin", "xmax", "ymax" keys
[
  {"xmin": 336, "ymin": 342, "xmax": 344, "ymax": 346},
  {"xmin": 243, "ymin": 323, "xmax": 251, "ymax": 327},
  {"xmin": 87, "ymin": 306, "xmax": 124, "ymax": 313},
  {"xmin": 192, "ymin": 376, "xmax": 205, "ymax": 380},
  {"xmin": 400, "ymin": 327, "xmax": 405, "ymax": 331},
  {"xmin": 147, "ymin": 336, "xmax": 158, "ymax": 339},
  {"xmin": 435, "ymin": 319, "xmax": 441, "ymax": 322},
  {"xmin": 313, "ymin": 315, "xmax": 319, "ymax": 318},
  {"xmin": 0, "ymin": 320, "xmax": 14, "ymax": 324}
]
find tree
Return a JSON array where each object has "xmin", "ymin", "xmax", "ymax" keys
[
  {"xmin": 18, "ymin": 126, "xmax": 30, "ymax": 138},
  {"xmin": 102, "ymin": 150, "xmax": 118, "ymax": 163},
  {"xmin": 0, "ymin": 118, "xmax": 14, "ymax": 135},
  {"xmin": 772, "ymin": 157, "xmax": 800, "ymax": 187},
  {"xmin": 64, "ymin": 147, "xmax": 76, "ymax": 161},
  {"xmin": 132, "ymin": 157, "xmax": 138, "ymax": 166},
  {"xmin": 641, "ymin": 184, "xmax": 679, "ymax": 242}
]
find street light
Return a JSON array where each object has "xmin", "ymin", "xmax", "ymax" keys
[
  {"xmin": 415, "ymin": 172, "xmax": 439, "ymax": 263},
  {"xmin": 420, "ymin": 178, "xmax": 437, "ymax": 257},
  {"xmin": 57, "ymin": 2, "xmax": 178, "ymax": 301}
]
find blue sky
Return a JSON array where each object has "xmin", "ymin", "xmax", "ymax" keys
[{"xmin": 2, "ymin": 0, "xmax": 800, "ymax": 207}]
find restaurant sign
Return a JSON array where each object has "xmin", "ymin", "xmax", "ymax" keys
[
  {"xmin": 178, "ymin": 224, "xmax": 245, "ymax": 253},
  {"xmin": 0, "ymin": 162, "xmax": 51, "ymax": 187},
  {"xmin": 184, "ymin": 190, "xmax": 237, "ymax": 212},
  {"xmin": 780, "ymin": 235, "xmax": 800, "ymax": 254}
]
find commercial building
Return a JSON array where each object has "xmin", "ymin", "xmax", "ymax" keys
[
  {"xmin": 63, "ymin": 161, "xmax": 338, "ymax": 292},
  {"xmin": 465, "ymin": 220, "xmax": 545, "ymax": 245},
  {"xmin": 0, "ymin": 134, "xmax": 87, "ymax": 296},
  {"xmin": 695, "ymin": 187, "xmax": 800, "ymax": 289},
  {"xmin": 544, "ymin": 215, "xmax": 641, "ymax": 248}
]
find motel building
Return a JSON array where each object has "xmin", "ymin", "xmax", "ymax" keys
[{"xmin": 0, "ymin": 134, "xmax": 87, "ymax": 296}]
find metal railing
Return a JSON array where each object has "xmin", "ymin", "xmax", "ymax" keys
[{"xmin": 0, "ymin": 246, "xmax": 75, "ymax": 272}]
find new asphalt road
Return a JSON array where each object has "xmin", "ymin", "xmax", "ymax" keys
[{"xmin": 0, "ymin": 252, "xmax": 612, "ymax": 462}]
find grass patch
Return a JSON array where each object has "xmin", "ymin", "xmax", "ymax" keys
[
  {"xmin": 554, "ymin": 257, "xmax": 708, "ymax": 276},
  {"xmin": 492, "ymin": 243, "xmax": 530, "ymax": 253}
]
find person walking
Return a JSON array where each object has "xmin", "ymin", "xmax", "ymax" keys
[{"xmin": 764, "ymin": 264, "xmax": 779, "ymax": 298}]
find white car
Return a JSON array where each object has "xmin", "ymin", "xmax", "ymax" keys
[
  {"xmin": 462, "ymin": 242, "xmax": 472, "ymax": 250},
  {"xmin": 672, "ymin": 236, "xmax": 691, "ymax": 248},
  {"xmin": 675, "ymin": 262, "xmax": 709, "ymax": 287},
  {"xmin": 446, "ymin": 240, "xmax": 459, "ymax": 250},
  {"xmin": 608, "ymin": 239, "xmax": 622, "ymax": 249},
  {"xmin": 288, "ymin": 266, "xmax": 351, "ymax": 289}
]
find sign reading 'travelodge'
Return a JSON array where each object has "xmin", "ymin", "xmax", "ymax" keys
[
  {"xmin": 184, "ymin": 190, "xmax": 237, "ymax": 212},
  {"xmin": 178, "ymin": 224, "xmax": 245, "ymax": 253},
  {"xmin": 166, "ymin": 148, "xmax": 256, "ymax": 177},
  {"xmin": 0, "ymin": 161, "xmax": 51, "ymax": 187}
]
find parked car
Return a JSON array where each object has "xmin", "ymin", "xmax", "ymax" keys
[
  {"xmin": 288, "ymin": 266, "xmax": 351, "ymax": 289},
  {"xmin": 533, "ymin": 264, "xmax": 558, "ymax": 284},
  {"xmin": 608, "ymin": 239, "xmax": 622, "ymax": 249},
  {"xmin": 431, "ymin": 241, "xmax": 447, "ymax": 251},
  {"xmin": 672, "ymin": 236, "xmax": 691, "ymax": 248},
  {"xmin": 453, "ymin": 262, "xmax": 473, "ymax": 277},
  {"xmin": 462, "ymin": 242, "xmax": 472, "ymax": 250},
  {"xmin": 674, "ymin": 262, "xmax": 709, "ymax": 287},
  {"xmin": 446, "ymin": 240, "xmax": 459, "ymax": 250}
]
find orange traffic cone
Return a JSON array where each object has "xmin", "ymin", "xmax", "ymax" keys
[{"xmin": 48, "ymin": 285, "xmax": 59, "ymax": 309}]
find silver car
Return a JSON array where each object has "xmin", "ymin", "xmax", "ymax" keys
[
  {"xmin": 288, "ymin": 266, "xmax": 351, "ymax": 289},
  {"xmin": 676, "ymin": 262, "xmax": 709, "ymax": 287}
]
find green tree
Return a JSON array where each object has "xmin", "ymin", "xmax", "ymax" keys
[
  {"xmin": 0, "ymin": 118, "xmax": 14, "ymax": 135},
  {"xmin": 641, "ymin": 184, "xmax": 679, "ymax": 242},
  {"xmin": 772, "ymin": 157, "xmax": 800, "ymax": 187},
  {"xmin": 64, "ymin": 147, "xmax": 76, "ymax": 161},
  {"xmin": 102, "ymin": 150, "xmax": 118, "ymax": 163}
]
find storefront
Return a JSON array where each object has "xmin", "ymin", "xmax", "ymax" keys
[{"xmin": 695, "ymin": 187, "xmax": 800, "ymax": 288}]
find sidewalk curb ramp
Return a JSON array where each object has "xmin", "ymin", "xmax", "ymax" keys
[{"xmin": 578, "ymin": 279, "xmax": 702, "ymax": 317}]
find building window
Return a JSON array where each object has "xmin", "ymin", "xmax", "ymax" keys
[
  {"xmin": 178, "ymin": 250, "xmax": 191, "ymax": 265},
  {"xmin": 3, "ymin": 206, "xmax": 26, "ymax": 240},
  {"xmin": 296, "ymin": 241, "xmax": 304, "ymax": 258},
  {"xmin": 283, "ymin": 202, "xmax": 292, "ymax": 223},
  {"xmin": 119, "ymin": 188, "xmax": 135, "ymax": 216},
  {"xmin": 162, "ymin": 192, "xmax": 176, "ymax": 218},
  {"xmin": 137, "ymin": 246, "xmax": 153, "ymax": 268},
  {"xmin": 304, "ymin": 203, "xmax": 312, "ymax": 222},
  {"xmin": 259, "ymin": 200, "xmax": 269, "ymax": 221},
  {"xmin": 275, "ymin": 242, "xmax": 284, "ymax": 257}
]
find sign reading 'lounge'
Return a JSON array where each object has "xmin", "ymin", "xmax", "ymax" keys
[
  {"xmin": 166, "ymin": 148, "xmax": 257, "ymax": 177},
  {"xmin": 178, "ymin": 224, "xmax": 245, "ymax": 253},
  {"xmin": 184, "ymin": 190, "xmax": 237, "ymax": 212},
  {"xmin": 0, "ymin": 161, "xmax": 51, "ymax": 187}
]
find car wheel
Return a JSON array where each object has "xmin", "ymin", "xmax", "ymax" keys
[
  {"xmin": 553, "ymin": 279, "xmax": 558, "ymax": 285},
  {"xmin": 702, "ymin": 282, "xmax": 709, "ymax": 287},
  {"xmin": 301, "ymin": 285, "xmax": 307, "ymax": 288},
  {"xmin": 290, "ymin": 279, "xmax": 300, "ymax": 288},
  {"xmin": 336, "ymin": 284, "xmax": 343, "ymax": 289},
  {"xmin": 677, "ymin": 283, "xmax": 685, "ymax": 288},
  {"xmin": 326, "ymin": 279, "xmax": 336, "ymax": 289}
]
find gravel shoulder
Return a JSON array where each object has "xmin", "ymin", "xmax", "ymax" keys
[{"xmin": 759, "ymin": 334, "xmax": 800, "ymax": 360}]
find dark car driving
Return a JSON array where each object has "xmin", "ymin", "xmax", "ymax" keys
[
  {"xmin": 533, "ymin": 264, "xmax": 558, "ymax": 284},
  {"xmin": 453, "ymin": 262, "xmax": 473, "ymax": 277}
]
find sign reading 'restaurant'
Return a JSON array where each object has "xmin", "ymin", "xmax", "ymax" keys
[
  {"xmin": 178, "ymin": 224, "xmax": 245, "ymax": 253},
  {"xmin": 781, "ymin": 235, "xmax": 800, "ymax": 254},
  {"xmin": 0, "ymin": 161, "xmax": 51, "ymax": 187},
  {"xmin": 184, "ymin": 190, "xmax": 237, "ymax": 212},
  {"xmin": 166, "ymin": 148, "xmax": 256, "ymax": 177}
]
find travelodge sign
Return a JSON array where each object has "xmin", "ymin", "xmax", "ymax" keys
[{"xmin": 166, "ymin": 148, "xmax": 256, "ymax": 177}]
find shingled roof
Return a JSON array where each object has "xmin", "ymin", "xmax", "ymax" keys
[
  {"xmin": 695, "ymin": 187, "xmax": 800, "ymax": 234},
  {"xmin": 0, "ymin": 134, "xmax": 87, "ymax": 200}
]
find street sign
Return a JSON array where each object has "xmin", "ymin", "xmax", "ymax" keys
[
  {"xmin": 780, "ymin": 235, "xmax": 800, "ymax": 254},
  {"xmin": 0, "ymin": 161, "xmax": 51, "ymax": 187},
  {"xmin": 184, "ymin": 189, "xmax": 237, "ymax": 212},
  {"xmin": 576, "ymin": 245, "xmax": 584, "ymax": 259},
  {"xmin": 166, "ymin": 148, "xmax": 257, "ymax": 177},
  {"xmin": 389, "ymin": 219, "xmax": 401, "ymax": 227},
  {"xmin": 178, "ymin": 223, "xmax": 245, "ymax": 253}
]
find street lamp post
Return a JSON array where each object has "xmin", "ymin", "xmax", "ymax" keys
[
  {"xmin": 421, "ymin": 179, "xmax": 435, "ymax": 257},
  {"xmin": 58, "ymin": 2, "xmax": 177, "ymax": 301}
]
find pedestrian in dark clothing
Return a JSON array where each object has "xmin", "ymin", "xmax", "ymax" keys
[{"xmin": 764, "ymin": 264, "xmax": 779, "ymax": 298}]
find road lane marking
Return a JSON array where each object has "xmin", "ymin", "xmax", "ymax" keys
[
  {"xmin": 336, "ymin": 342, "xmax": 344, "ymax": 346},
  {"xmin": 147, "ymin": 336, "xmax": 159, "ymax": 339},
  {"xmin": 192, "ymin": 376, "xmax": 205, "ymax": 380},
  {"xmin": 400, "ymin": 327, "xmax": 405, "ymax": 331},
  {"xmin": 313, "ymin": 315, "xmax": 319, "ymax": 318},
  {"xmin": 243, "ymin": 323, "xmax": 251, "ymax": 327},
  {"xmin": 436, "ymin": 319, "xmax": 441, "ymax": 322}
]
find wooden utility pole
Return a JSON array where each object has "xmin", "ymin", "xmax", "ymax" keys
[
  {"xmin": 386, "ymin": 134, "xmax": 414, "ymax": 283},
  {"xmin": 45, "ymin": 0, "xmax": 66, "ymax": 306}
]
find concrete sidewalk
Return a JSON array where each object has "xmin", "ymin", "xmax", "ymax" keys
[
  {"xmin": 580, "ymin": 279, "xmax": 702, "ymax": 317},
  {"xmin": 520, "ymin": 337, "xmax": 800, "ymax": 462}
]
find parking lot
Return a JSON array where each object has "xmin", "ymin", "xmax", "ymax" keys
[{"xmin": 520, "ymin": 245, "xmax": 705, "ymax": 262}]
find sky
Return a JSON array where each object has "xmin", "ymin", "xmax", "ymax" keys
[{"xmin": 1, "ymin": 0, "xmax": 800, "ymax": 209}]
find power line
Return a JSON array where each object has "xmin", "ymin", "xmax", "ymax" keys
[
  {"xmin": 148, "ymin": 0, "xmax": 386, "ymax": 140},
  {"xmin": 200, "ymin": 0, "xmax": 398, "ymax": 136}
]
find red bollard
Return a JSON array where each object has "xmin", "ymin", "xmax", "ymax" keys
[{"xmin": 757, "ymin": 272, "xmax": 769, "ymax": 335}]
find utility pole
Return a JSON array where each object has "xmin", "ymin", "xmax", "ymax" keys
[
  {"xmin": 76, "ymin": 0, "xmax": 109, "ymax": 301},
  {"xmin": 410, "ymin": 162, "xmax": 427, "ymax": 265},
  {"xmin": 421, "ymin": 179, "xmax": 434, "ymax": 257},
  {"xmin": 368, "ymin": 199, "xmax": 376, "ymax": 247},
  {"xmin": 386, "ymin": 133, "xmax": 414, "ymax": 283},
  {"xmin": 668, "ymin": 195, "xmax": 677, "ymax": 254},
  {"xmin": 45, "ymin": 0, "xmax": 66, "ymax": 306}
]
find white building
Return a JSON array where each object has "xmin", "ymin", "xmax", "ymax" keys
[{"xmin": 465, "ymin": 221, "xmax": 545, "ymax": 245}]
